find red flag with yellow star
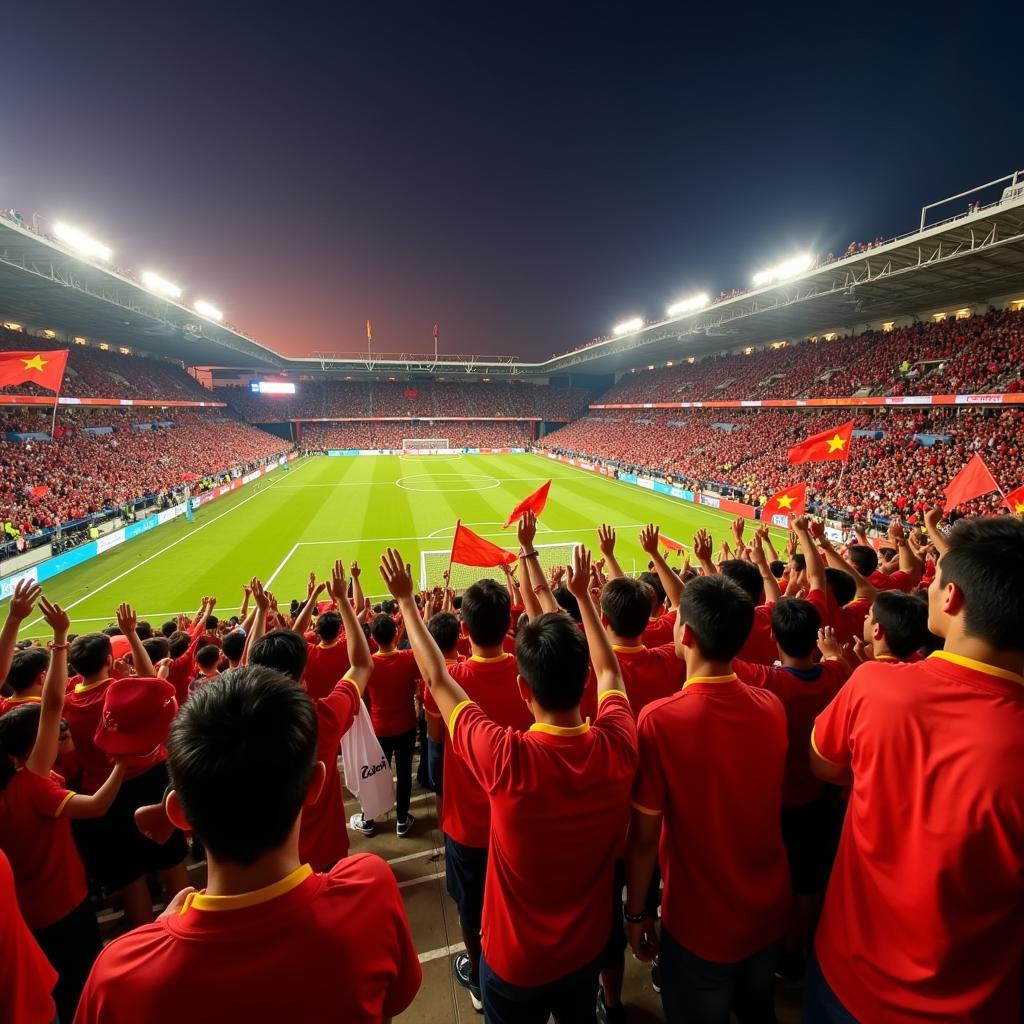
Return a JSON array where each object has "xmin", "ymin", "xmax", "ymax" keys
[
  {"xmin": 787, "ymin": 420, "xmax": 854, "ymax": 465},
  {"xmin": 762, "ymin": 482, "xmax": 807, "ymax": 526},
  {"xmin": 1003, "ymin": 484, "xmax": 1024, "ymax": 516},
  {"xmin": 0, "ymin": 350, "xmax": 69, "ymax": 393}
]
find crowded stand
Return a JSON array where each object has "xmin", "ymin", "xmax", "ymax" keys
[
  {"xmin": 2, "ymin": 497, "xmax": 1022, "ymax": 1022},
  {"xmin": 0, "ymin": 328, "xmax": 212, "ymax": 403},
  {"xmin": 301, "ymin": 420, "xmax": 530, "ymax": 451},
  {"xmin": 224, "ymin": 380, "xmax": 592, "ymax": 423},
  {"xmin": 539, "ymin": 405, "xmax": 1024, "ymax": 522}
]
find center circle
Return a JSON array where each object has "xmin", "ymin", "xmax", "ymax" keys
[{"xmin": 396, "ymin": 473, "xmax": 501, "ymax": 493}]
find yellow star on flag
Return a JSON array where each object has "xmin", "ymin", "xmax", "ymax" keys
[
  {"xmin": 776, "ymin": 493, "xmax": 796, "ymax": 510},
  {"xmin": 21, "ymin": 354, "xmax": 48, "ymax": 372},
  {"xmin": 826, "ymin": 433, "xmax": 846, "ymax": 453},
  {"xmin": 1016, "ymin": 501, "xmax": 1024, "ymax": 514}
]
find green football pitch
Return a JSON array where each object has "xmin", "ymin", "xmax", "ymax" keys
[{"xmin": 17, "ymin": 453, "xmax": 786, "ymax": 639}]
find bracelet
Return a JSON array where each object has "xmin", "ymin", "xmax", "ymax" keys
[
  {"xmin": 623, "ymin": 907, "xmax": 652, "ymax": 924},
  {"xmin": 48, "ymin": 641, "xmax": 70, "ymax": 651},
  {"xmin": 520, "ymin": 550, "xmax": 540, "ymax": 559}
]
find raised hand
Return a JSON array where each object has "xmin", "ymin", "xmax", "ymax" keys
[
  {"xmin": 328, "ymin": 559, "xmax": 347, "ymax": 602},
  {"xmin": 250, "ymin": 577, "xmax": 271, "ymax": 612},
  {"xmin": 306, "ymin": 571, "xmax": 318, "ymax": 597},
  {"xmin": 731, "ymin": 515, "xmax": 745, "ymax": 543},
  {"xmin": 517, "ymin": 509, "xmax": 538, "ymax": 551},
  {"xmin": 692, "ymin": 528, "xmax": 713, "ymax": 564},
  {"xmin": 39, "ymin": 596, "xmax": 70, "ymax": 637},
  {"xmin": 597, "ymin": 523, "xmax": 616, "ymax": 558},
  {"xmin": 115, "ymin": 602, "xmax": 138, "ymax": 636},
  {"xmin": 379, "ymin": 548, "xmax": 415, "ymax": 601},
  {"xmin": 817, "ymin": 626, "xmax": 843, "ymax": 661},
  {"xmin": 792, "ymin": 515, "xmax": 809, "ymax": 533},
  {"xmin": 349, "ymin": 561, "xmax": 361, "ymax": 579},
  {"xmin": 564, "ymin": 544, "xmax": 593, "ymax": 600},
  {"xmin": 638, "ymin": 524, "xmax": 660, "ymax": 556},
  {"xmin": 9, "ymin": 580, "xmax": 42, "ymax": 622}
]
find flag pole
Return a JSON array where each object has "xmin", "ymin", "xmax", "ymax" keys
[
  {"xmin": 446, "ymin": 520, "xmax": 460, "ymax": 589},
  {"xmin": 49, "ymin": 386, "xmax": 61, "ymax": 441}
]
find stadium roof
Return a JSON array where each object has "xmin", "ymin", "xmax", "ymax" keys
[{"xmin": 3, "ymin": 170, "xmax": 1024, "ymax": 380}]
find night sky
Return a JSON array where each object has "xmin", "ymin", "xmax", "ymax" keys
[{"xmin": 4, "ymin": 3, "xmax": 1022, "ymax": 360}]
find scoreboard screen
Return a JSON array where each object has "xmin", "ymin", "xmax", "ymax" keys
[{"xmin": 249, "ymin": 380, "xmax": 295, "ymax": 395}]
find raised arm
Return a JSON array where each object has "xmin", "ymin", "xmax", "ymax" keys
[
  {"xmin": 379, "ymin": 548, "xmax": 469, "ymax": 729},
  {"xmin": 793, "ymin": 517, "xmax": 826, "ymax": 595},
  {"xmin": 749, "ymin": 532, "xmax": 782, "ymax": 604},
  {"xmin": 293, "ymin": 572, "xmax": 325, "ymax": 636},
  {"xmin": 116, "ymin": 603, "xmax": 157, "ymax": 677},
  {"xmin": 638, "ymin": 525, "xmax": 683, "ymax": 610},
  {"xmin": 565, "ymin": 544, "xmax": 624, "ymax": 697},
  {"xmin": 597, "ymin": 524, "xmax": 624, "ymax": 579},
  {"xmin": 887, "ymin": 520, "xmax": 924, "ymax": 579},
  {"xmin": 242, "ymin": 578, "xmax": 271, "ymax": 663},
  {"xmin": 329, "ymin": 560, "xmax": 373, "ymax": 694},
  {"xmin": 349, "ymin": 561, "xmax": 365, "ymax": 614},
  {"xmin": 518, "ymin": 511, "xmax": 558, "ymax": 614},
  {"xmin": 26, "ymin": 596, "xmax": 70, "ymax": 777},
  {"xmin": 0, "ymin": 580, "xmax": 41, "ymax": 688},
  {"xmin": 239, "ymin": 583, "xmax": 251, "ymax": 621},
  {"xmin": 758, "ymin": 526, "xmax": 780, "ymax": 565},
  {"xmin": 692, "ymin": 529, "xmax": 717, "ymax": 577}
]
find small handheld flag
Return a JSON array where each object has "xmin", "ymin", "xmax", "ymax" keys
[
  {"xmin": 1004, "ymin": 484, "xmax": 1024, "ymax": 516},
  {"xmin": 660, "ymin": 534, "xmax": 686, "ymax": 553},
  {"xmin": 788, "ymin": 420, "xmax": 854, "ymax": 465},
  {"xmin": 942, "ymin": 454, "xmax": 999, "ymax": 512},
  {"xmin": 762, "ymin": 483, "xmax": 807, "ymax": 526},
  {"xmin": 450, "ymin": 521, "xmax": 517, "ymax": 569},
  {"xmin": 504, "ymin": 480, "xmax": 551, "ymax": 528}
]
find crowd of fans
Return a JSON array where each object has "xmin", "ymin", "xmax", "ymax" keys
[
  {"xmin": 301, "ymin": 421, "xmax": 531, "ymax": 451},
  {"xmin": 539, "ymin": 406, "xmax": 1024, "ymax": 522},
  {"xmin": 1, "ymin": 502, "xmax": 1022, "ymax": 1023}
]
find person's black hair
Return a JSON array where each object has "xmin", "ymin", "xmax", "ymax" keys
[
  {"xmin": 788, "ymin": 553, "xmax": 807, "ymax": 573},
  {"xmin": 427, "ymin": 612, "xmax": 461, "ymax": 654},
  {"xmin": 769, "ymin": 559, "xmax": 786, "ymax": 580},
  {"xmin": 103, "ymin": 626, "xmax": 123, "ymax": 638},
  {"xmin": 678, "ymin": 574, "xmax": 754, "ymax": 662},
  {"xmin": 221, "ymin": 630, "xmax": 246, "ymax": 663},
  {"xmin": 248, "ymin": 629, "xmax": 307, "ymax": 682},
  {"xmin": 143, "ymin": 636, "xmax": 170, "ymax": 662},
  {"xmin": 161, "ymin": 620, "xmax": 177, "ymax": 638},
  {"xmin": 370, "ymin": 614, "xmax": 397, "ymax": 647},
  {"xmin": 381, "ymin": 599, "xmax": 398, "ymax": 617},
  {"xmin": 460, "ymin": 580, "xmax": 510, "ymax": 646},
  {"xmin": 167, "ymin": 667, "xmax": 317, "ymax": 864},
  {"xmin": 771, "ymin": 597, "xmax": 821, "ymax": 659},
  {"xmin": 168, "ymin": 630, "xmax": 192, "ymax": 658},
  {"xmin": 205, "ymin": 615, "xmax": 219, "ymax": 631},
  {"xmin": 515, "ymin": 612, "xmax": 589, "ymax": 711},
  {"xmin": 938, "ymin": 517, "xmax": 1024, "ymax": 650},
  {"xmin": 601, "ymin": 577, "xmax": 655, "ymax": 638},
  {"xmin": 69, "ymin": 633, "xmax": 113, "ymax": 677},
  {"xmin": 196, "ymin": 644, "xmax": 221, "ymax": 670},
  {"xmin": 719, "ymin": 559, "xmax": 764, "ymax": 605},
  {"xmin": 452, "ymin": 595, "xmax": 463, "ymax": 611},
  {"xmin": 878, "ymin": 546, "xmax": 897, "ymax": 562},
  {"xmin": 552, "ymin": 585, "xmax": 581, "ymax": 623},
  {"xmin": 315, "ymin": 610, "xmax": 342, "ymax": 643},
  {"xmin": 136, "ymin": 620, "xmax": 153, "ymax": 641},
  {"xmin": 824, "ymin": 567, "xmax": 857, "ymax": 607},
  {"xmin": 871, "ymin": 591, "xmax": 928, "ymax": 658},
  {"xmin": 847, "ymin": 544, "xmax": 878, "ymax": 577},
  {"xmin": 6, "ymin": 648, "xmax": 49, "ymax": 692},
  {"xmin": 0, "ymin": 704, "xmax": 41, "ymax": 791},
  {"xmin": 638, "ymin": 571, "xmax": 665, "ymax": 609}
]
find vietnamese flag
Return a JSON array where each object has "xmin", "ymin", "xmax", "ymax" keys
[
  {"xmin": 450, "ymin": 521, "xmax": 517, "ymax": 568},
  {"xmin": 660, "ymin": 534, "xmax": 686, "ymax": 553},
  {"xmin": 943, "ymin": 454, "xmax": 998, "ymax": 512},
  {"xmin": 504, "ymin": 480, "xmax": 551, "ymax": 528},
  {"xmin": 787, "ymin": 420, "xmax": 854, "ymax": 465},
  {"xmin": 762, "ymin": 482, "xmax": 807, "ymax": 525},
  {"xmin": 0, "ymin": 350, "xmax": 69, "ymax": 393},
  {"xmin": 1004, "ymin": 484, "xmax": 1024, "ymax": 516}
]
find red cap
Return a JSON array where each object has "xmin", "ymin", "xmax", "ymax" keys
[
  {"xmin": 109, "ymin": 634, "xmax": 132, "ymax": 660},
  {"xmin": 94, "ymin": 677, "xmax": 177, "ymax": 757}
]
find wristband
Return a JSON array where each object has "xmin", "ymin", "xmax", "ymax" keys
[
  {"xmin": 623, "ymin": 907, "xmax": 652, "ymax": 924},
  {"xmin": 47, "ymin": 641, "xmax": 70, "ymax": 651},
  {"xmin": 520, "ymin": 549, "xmax": 540, "ymax": 559}
]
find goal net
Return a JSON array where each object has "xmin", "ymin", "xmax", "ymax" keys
[
  {"xmin": 420, "ymin": 541, "xmax": 578, "ymax": 591},
  {"xmin": 402, "ymin": 438, "xmax": 450, "ymax": 452}
]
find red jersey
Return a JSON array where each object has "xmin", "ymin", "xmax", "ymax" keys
[
  {"xmin": 304, "ymin": 639, "xmax": 351, "ymax": 701},
  {"xmin": 300, "ymin": 677, "xmax": 360, "ymax": 871},
  {"xmin": 0, "ymin": 769, "xmax": 86, "ymax": 929},
  {"xmin": 74, "ymin": 855, "xmax": 421, "ymax": 1024},
  {"xmin": 868, "ymin": 568, "xmax": 916, "ymax": 593},
  {"xmin": 0, "ymin": 849, "xmax": 56, "ymax": 1024},
  {"xmin": 812, "ymin": 652, "xmax": 1024, "ymax": 1023},
  {"xmin": 735, "ymin": 659, "xmax": 849, "ymax": 805},
  {"xmin": 0, "ymin": 694, "xmax": 42, "ymax": 717},
  {"xmin": 451, "ymin": 690, "xmax": 637, "ymax": 986},
  {"xmin": 423, "ymin": 654, "xmax": 533, "ymax": 848},
  {"xmin": 632, "ymin": 675, "xmax": 790, "ymax": 962},
  {"xmin": 737, "ymin": 604, "xmax": 777, "ymax": 665},
  {"xmin": 365, "ymin": 650, "xmax": 418, "ymax": 736},
  {"xmin": 611, "ymin": 643, "xmax": 683, "ymax": 719},
  {"xmin": 641, "ymin": 610, "xmax": 676, "ymax": 647}
]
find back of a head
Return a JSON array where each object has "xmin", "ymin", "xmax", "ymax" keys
[
  {"xmin": 679, "ymin": 574, "xmax": 754, "ymax": 662},
  {"xmin": 638, "ymin": 571, "xmax": 665, "ymax": 610},
  {"xmin": 769, "ymin": 559, "xmax": 786, "ymax": 580},
  {"xmin": 248, "ymin": 629, "xmax": 308, "ymax": 682},
  {"xmin": 169, "ymin": 631, "xmax": 195, "ymax": 658},
  {"xmin": 196, "ymin": 644, "xmax": 221, "ymax": 671},
  {"xmin": 370, "ymin": 613, "xmax": 397, "ymax": 648},
  {"xmin": 103, "ymin": 626, "xmax": 123, "ymax": 638},
  {"xmin": 719, "ymin": 559, "xmax": 764, "ymax": 605},
  {"xmin": 601, "ymin": 577, "xmax": 655, "ymax": 639},
  {"xmin": 460, "ymin": 579, "xmax": 511, "ymax": 646},
  {"xmin": 936, "ymin": 517, "xmax": 1024, "ymax": 651},
  {"xmin": 315, "ymin": 610, "xmax": 342, "ymax": 643},
  {"xmin": 0, "ymin": 704, "xmax": 42, "ymax": 790},
  {"xmin": 7, "ymin": 648, "xmax": 49, "ymax": 692},
  {"xmin": 136, "ymin": 620, "xmax": 154, "ymax": 641},
  {"xmin": 771, "ymin": 597, "xmax": 821, "ymax": 659},
  {"xmin": 551, "ymin": 585, "xmax": 581, "ymax": 623},
  {"xmin": 872, "ymin": 591, "xmax": 928, "ymax": 658},
  {"xmin": 824, "ymin": 567, "xmax": 857, "ymax": 607},
  {"xmin": 515, "ymin": 612, "xmax": 589, "ymax": 711},
  {"xmin": 847, "ymin": 544, "xmax": 879, "ymax": 577},
  {"xmin": 161, "ymin": 620, "xmax": 177, "ymax": 639},
  {"xmin": 205, "ymin": 615, "xmax": 219, "ymax": 631},
  {"xmin": 167, "ymin": 666, "xmax": 317, "ymax": 864},
  {"xmin": 221, "ymin": 630, "xmax": 246, "ymax": 663},
  {"xmin": 427, "ymin": 612, "xmax": 461, "ymax": 655},
  {"xmin": 143, "ymin": 636, "xmax": 171, "ymax": 662},
  {"xmin": 69, "ymin": 633, "xmax": 113, "ymax": 677}
]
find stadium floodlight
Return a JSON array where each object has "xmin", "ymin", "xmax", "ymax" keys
[
  {"xmin": 752, "ymin": 253, "xmax": 813, "ymax": 287},
  {"xmin": 53, "ymin": 221, "xmax": 112, "ymax": 262},
  {"xmin": 666, "ymin": 292, "xmax": 709, "ymax": 317},
  {"xmin": 194, "ymin": 299, "xmax": 223, "ymax": 321},
  {"xmin": 142, "ymin": 270, "xmax": 183, "ymax": 299},
  {"xmin": 613, "ymin": 317, "xmax": 643, "ymax": 335}
]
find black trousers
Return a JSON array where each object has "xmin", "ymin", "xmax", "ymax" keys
[
  {"xmin": 378, "ymin": 728, "xmax": 416, "ymax": 821},
  {"xmin": 33, "ymin": 898, "xmax": 102, "ymax": 1024}
]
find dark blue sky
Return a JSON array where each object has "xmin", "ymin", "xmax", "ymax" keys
[{"xmin": 4, "ymin": 3, "xmax": 1022, "ymax": 359}]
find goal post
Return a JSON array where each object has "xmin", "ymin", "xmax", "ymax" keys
[
  {"xmin": 402, "ymin": 437, "xmax": 450, "ymax": 452},
  {"xmin": 420, "ymin": 541, "xmax": 578, "ymax": 591}
]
